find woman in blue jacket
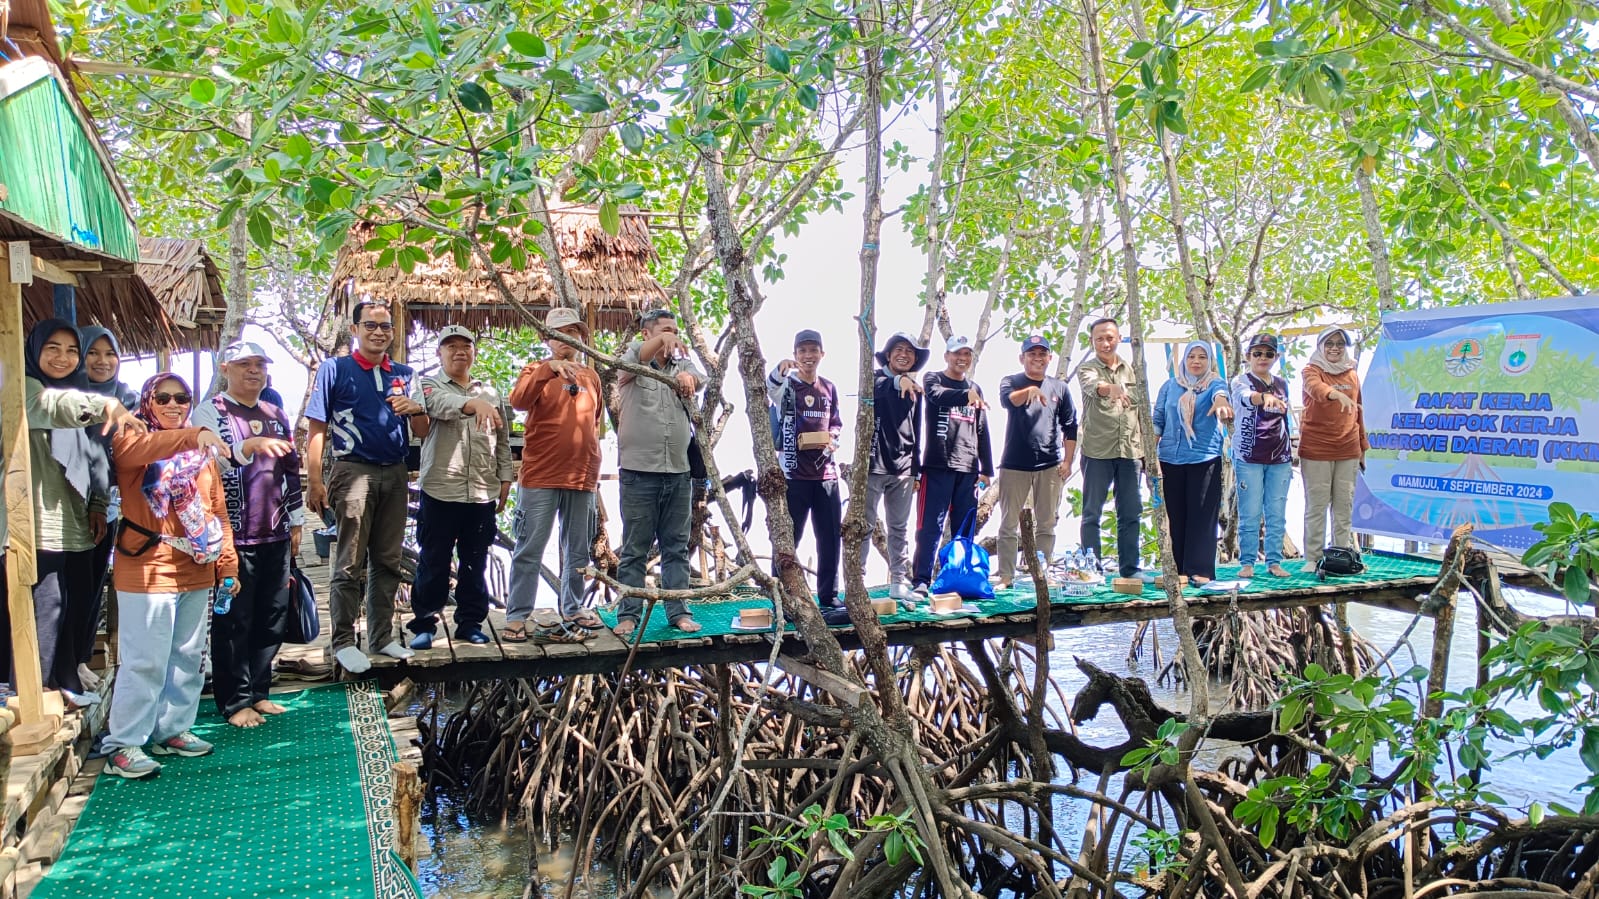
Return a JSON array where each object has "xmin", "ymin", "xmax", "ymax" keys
[{"xmin": 1152, "ymin": 341, "xmax": 1233, "ymax": 583}]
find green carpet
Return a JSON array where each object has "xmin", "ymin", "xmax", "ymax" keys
[
  {"xmin": 596, "ymin": 552, "xmax": 1443, "ymax": 644},
  {"xmin": 34, "ymin": 682, "xmax": 421, "ymax": 899}
]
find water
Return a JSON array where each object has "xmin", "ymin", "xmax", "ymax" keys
[{"xmin": 416, "ymin": 586, "xmax": 1588, "ymax": 896}]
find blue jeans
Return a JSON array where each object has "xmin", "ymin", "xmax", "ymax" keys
[
  {"xmin": 1235, "ymin": 460, "xmax": 1291, "ymax": 566},
  {"xmin": 1081, "ymin": 456, "xmax": 1143, "ymax": 577},
  {"xmin": 617, "ymin": 470, "xmax": 693, "ymax": 624}
]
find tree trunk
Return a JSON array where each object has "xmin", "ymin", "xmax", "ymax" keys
[
  {"xmin": 1340, "ymin": 108, "xmax": 1399, "ymax": 312},
  {"xmin": 918, "ymin": 32, "xmax": 951, "ymax": 348}
]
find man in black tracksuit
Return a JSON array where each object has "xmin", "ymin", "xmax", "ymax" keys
[
  {"xmin": 911, "ymin": 334, "xmax": 993, "ymax": 595},
  {"xmin": 867, "ymin": 332, "xmax": 929, "ymax": 599}
]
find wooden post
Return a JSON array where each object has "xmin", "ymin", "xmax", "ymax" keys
[
  {"xmin": 391, "ymin": 761, "xmax": 423, "ymax": 872},
  {"xmin": 0, "ymin": 244, "xmax": 49, "ymax": 730},
  {"xmin": 390, "ymin": 297, "xmax": 408, "ymax": 364},
  {"xmin": 156, "ymin": 347, "xmax": 171, "ymax": 372}
]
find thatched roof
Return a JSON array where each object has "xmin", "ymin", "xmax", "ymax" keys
[
  {"xmin": 327, "ymin": 206, "xmax": 667, "ymax": 336},
  {"xmin": 19, "ymin": 267, "xmax": 177, "ymax": 357},
  {"xmin": 137, "ymin": 238, "xmax": 227, "ymax": 351}
]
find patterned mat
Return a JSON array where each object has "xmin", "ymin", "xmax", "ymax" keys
[
  {"xmin": 33, "ymin": 682, "xmax": 420, "ymax": 899},
  {"xmin": 595, "ymin": 552, "xmax": 1442, "ymax": 644}
]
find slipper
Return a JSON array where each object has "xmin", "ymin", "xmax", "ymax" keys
[
  {"xmin": 533, "ymin": 622, "xmax": 591, "ymax": 645},
  {"xmin": 567, "ymin": 610, "xmax": 604, "ymax": 630},
  {"xmin": 501, "ymin": 622, "xmax": 529, "ymax": 643}
]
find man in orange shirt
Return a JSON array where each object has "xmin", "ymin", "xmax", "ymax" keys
[{"xmin": 504, "ymin": 308, "xmax": 603, "ymax": 643}]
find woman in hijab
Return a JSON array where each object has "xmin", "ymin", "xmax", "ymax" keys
[
  {"xmin": 1151, "ymin": 341, "xmax": 1233, "ymax": 584},
  {"xmin": 103, "ymin": 374, "xmax": 237, "ymax": 780},
  {"xmin": 24, "ymin": 319, "xmax": 144, "ymax": 706},
  {"xmin": 76, "ymin": 326, "xmax": 137, "ymax": 693},
  {"xmin": 1300, "ymin": 326, "xmax": 1368, "ymax": 569}
]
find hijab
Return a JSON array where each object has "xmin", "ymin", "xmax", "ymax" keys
[
  {"xmin": 136, "ymin": 374, "xmax": 222, "ymax": 564},
  {"xmin": 1308, "ymin": 326, "xmax": 1357, "ymax": 376},
  {"xmin": 25, "ymin": 319, "xmax": 109, "ymax": 503},
  {"xmin": 80, "ymin": 327, "xmax": 138, "ymax": 407},
  {"xmin": 1173, "ymin": 340, "xmax": 1220, "ymax": 442}
]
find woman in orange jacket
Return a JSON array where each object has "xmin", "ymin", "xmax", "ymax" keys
[
  {"xmin": 102, "ymin": 374, "xmax": 239, "ymax": 780},
  {"xmin": 1300, "ymin": 327, "xmax": 1369, "ymax": 569}
]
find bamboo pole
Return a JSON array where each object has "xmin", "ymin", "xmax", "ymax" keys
[{"xmin": 0, "ymin": 244, "xmax": 48, "ymax": 729}]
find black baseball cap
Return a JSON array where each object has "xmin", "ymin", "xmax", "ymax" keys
[
  {"xmin": 1020, "ymin": 334, "xmax": 1051, "ymax": 353},
  {"xmin": 794, "ymin": 329, "xmax": 824, "ymax": 350},
  {"xmin": 1248, "ymin": 333, "xmax": 1280, "ymax": 353}
]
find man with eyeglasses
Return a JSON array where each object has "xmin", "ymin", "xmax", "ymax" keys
[
  {"xmin": 612, "ymin": 309, "xmax": 705, "ymax": 637},
  {"xmin": 305, "ymin": 302, "xmax": 430, "ymax": 673},
  {"xmin": 1230, "ymin": 332, "xmax": 1293, "ymax": 579},
  {"xmin": 505, "ymin": 307, "xmax": 604, "ymax": 643}
]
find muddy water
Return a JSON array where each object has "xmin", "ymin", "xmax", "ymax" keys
[{"xmin": 416, "ymin": 586, "xmax": 1586, "ymax": 896}]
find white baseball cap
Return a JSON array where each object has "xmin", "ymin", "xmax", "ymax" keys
[
  {"xmin": 945, "ymin": 334, "xmax": 974, "ymax": 353},
  {"xmin": 221, "ymin": 341, "xmax": 273, "ymax": 364}
]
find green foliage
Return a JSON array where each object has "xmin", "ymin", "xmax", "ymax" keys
[
  {"xmin": 1130, "ymin": 826, "xmax": 1186, "ymax": 878},
  {"xmin": 746, "ymin": 804, "xmax": 921, "ymax": 894},
  {"xmin": 1482, "ymin": 622, "xmax": 1599, "ymax": 814},
  {"xmin": 1522, "ymin": 502, "xmax": 1599, "ymax": 606},
  {"xmin": 1121, "ymin": 717, "xmax": 1190, "ymax": 772}
]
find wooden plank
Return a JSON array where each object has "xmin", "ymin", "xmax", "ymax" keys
[
  {"xmin": 447, "ymin": 609, "xmax": 503, "ymax": 664},
  {"xmin": 28, "ymin": 255, "xmax": 78, "ymax": 286},
  {"xmin": 774, "ymin": 654, "xmax": 868, "ymax": 707},
  {"xmin": 486, "ymin": 609, "xmax": 546, "ymax": 662},
  {"xmin": 1, "ymin": 244, "xmax": 45, "ymax": 725}
]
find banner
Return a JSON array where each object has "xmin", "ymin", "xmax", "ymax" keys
[{"xmin": 1356, "ymin": 296, "xmax": 1599, "ymax": 551}]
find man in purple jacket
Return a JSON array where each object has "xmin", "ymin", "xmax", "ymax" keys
[{"xmin": 192, "ymin": 341, "xmax": 304, "ymax": 728}]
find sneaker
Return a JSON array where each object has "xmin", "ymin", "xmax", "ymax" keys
[
  {"xmin": 888, "ymin": 583, "xmax": 914, "ymax": 602},
  {"xmin": 106, "ymin": 746, "xmax": 162, "ymax": 779},
  {"xmin": 151, "ymin": 731, "xmax": 214, "ymax": 758},
  {"xmin": 455, "ymin": 626, "xmax": 489, "ymax": 645},
  {"xmin": 335, "ymin": 646, "xmax": 372, "ymax": 674},
  {"xmin": 377, "ymin": 641, "xmax": 415, "ymax": 660},
  {"xmin": 912, "ymin": 582, "xmax": 931, "ymax": 599},
  {"xmin": 408, "ymin": 630, "xmax": 434, "ymax": 651}
]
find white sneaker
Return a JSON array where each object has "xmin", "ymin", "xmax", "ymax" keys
[
  {"xmin": 77, "ymin": 663, "xmax": 102, "ymax": 691},
  {"xmin": 334, "ymin": 646, "xmax": 372, "ymax": 674},
  {"xmin": 377, "ymin": 641, "xmax": 415, "ymax": 660}
]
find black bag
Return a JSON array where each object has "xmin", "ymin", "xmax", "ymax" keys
[
  {"xmin": 285, "ymin": 563, "xmax": 321, "ymax": 644},
  {"xmin": 1316, "ymin": 546, "xmax": 1366, "ymax": 580}
]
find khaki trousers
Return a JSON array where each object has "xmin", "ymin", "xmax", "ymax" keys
[
  {"xmin": 1301, "ymin": 458, "xmax": 1359, "ymax": 566},
  {"xmin": 996, "ymin": 467, "xmax": 1064, "ymax": 582}
]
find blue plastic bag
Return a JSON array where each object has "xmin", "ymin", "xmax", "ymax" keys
[
  {"xmin": 930, "ymin": 509, "xmax": 994, "ymax": 600},
  {"xmin": 285, "ymin": 563, "xmax": 322, "ymax": 644}
]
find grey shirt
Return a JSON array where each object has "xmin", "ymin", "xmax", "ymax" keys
[
  {"xmin": 617, "ymin": 340, "xmax": 705, "ymax": 474},
  {"xmin": 416, "ymin": 375, "xmax": 515, "ymax": 504}
]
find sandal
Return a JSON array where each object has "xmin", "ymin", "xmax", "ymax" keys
[
  {"xmin": 567, "ymin": 609, "xmax": 604, "ymax": 630},
  {"xmin": 533, "ymin": 622, "xmax": 591, "ymax": 645},
  {"xmin": 501, "ymin": 622, "xmax": 529, "ymax": 643}
]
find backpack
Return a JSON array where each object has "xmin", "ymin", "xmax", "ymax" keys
[{"xmin": 1316, "ymin": 546, "xmax": 1366, "ymax": 580}]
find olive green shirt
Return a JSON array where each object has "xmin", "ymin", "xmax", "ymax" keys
[
  {"xmin": 416, "ymin": 375, "xmax": 515, "ymax": 504},
  {"xmin": 1076, "ymin": 355, "xmax": 1143, "ymax": 461},
  {"xmin": 26, "ymin": 379, "xmax": 110, "ymax": 553}
]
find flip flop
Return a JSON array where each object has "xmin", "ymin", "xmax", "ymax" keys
[
  {"xmin": 533, "ymin": 622, "xmax": 591, "ymax": 645},
  {"xmin": 501, "ymin": 622, "xmax": 529, "ymax": 643},
  {"xmin": 567, "ymin": 610, "xmax": 605, "ymax": 630}
]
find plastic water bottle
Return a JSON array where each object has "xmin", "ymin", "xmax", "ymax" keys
[{"xmin": 215, "ymin": 577, "xmax": 237, "ymax": 615}]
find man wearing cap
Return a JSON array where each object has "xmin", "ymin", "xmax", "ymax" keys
[
  {"xmin": 192, "ymin": 341, "xmax": 304, "ymax": 726},
  {"xmin": 306, "ymin": 301, "xmax": 427, "ymax": 674},
  {"xmin": 994, "ymin": 335, "xmax": 1078, "ymax": 588},
  {"xmin": 767, "ymin": 329, "xmax": 843, "ymax": 608},
  {"xmin": 613, "ymin": 309, "xmax": 706, "ymax": 637},
  {"xmin": 505, "ymin": 308, "xmax": 604, "ymax": 642},
  {"xmin": 1077, "ymin": 317, "xmax": 1144, "ymax": 578},
  {"xmin": 912, "ymin": 334, "xmax": 993, "ymax": 596},
  {"xmin": 867, "ymin": 332, "xmax": 927, "ymax": 600},
  {"xmin": 406, "ymin": 326, "xmax": 515, "ymax": 649}
]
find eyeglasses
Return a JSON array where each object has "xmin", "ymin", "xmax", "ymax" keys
[
  {"xmin": 153, "ymin": 392, "xmax": 192, "ymax": 406},
  {"xmin": 1250, "ymin": 350, "xmax": 1277, "ymax": 359},
  {"xmin": 360, "ymin": 321, "xmax": 395, "ymax": 332}
]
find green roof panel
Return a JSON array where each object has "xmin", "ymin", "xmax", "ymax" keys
[{"xmin": 0, "ymin": 57, "xmax": 139, "ymax": 263}]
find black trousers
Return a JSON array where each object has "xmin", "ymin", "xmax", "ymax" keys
[
  {"xmin": 781, "ymin": 479, "xmax": 841, "ymax": 603},
  {"xmin": 35, "ymin": 548, "xmax": 97, "ymax": 693},
  {"xmin": 1081, "ymin": 456, "xmax": 1143, "ymax": 577},
  {"xmin": 408, "ymin": 493, "xmax": 498, "ymax": 635},
  {"xmin": 75, "ymin": 530, "xmax": 115, "ymax": 679},
  {"xmin": 1161, "ymin": 458, "xmax": 1223, "ymax": 580},
  {"xmin": 212, "ymin": 539, "xmax": 292, "ymax": 717}
]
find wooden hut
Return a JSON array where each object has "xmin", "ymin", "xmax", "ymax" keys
[
  {"xmin": 137, "ymin": 237, "xmax": 227, "ymax": 352},
  {"xmin": 326, "ymin": 206, "xmax": 667, "ymax": 358},
  {"xmin": 0, "ymin": 2, "xmax": 174, "ymax": 739}
]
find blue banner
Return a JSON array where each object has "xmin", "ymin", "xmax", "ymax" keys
[{"xmin": 1356, "ymin": 296, "xmax": 1599, "ymax": 551}]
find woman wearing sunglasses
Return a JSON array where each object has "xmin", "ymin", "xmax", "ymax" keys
[
  {"xmin": 103, "ymin": 374, "xmax": 238, "ymax": 780},
  {"xmin": 1300, "ymin": 327, "xmax": 1369, "ymax": 570},
  {"xmin": 22, "ymin": 319, "xmax": 146, "ymax": 708},
  {"xmin": 1230, "ymin": 333, "xmax": 1294, "ymax": 578}
]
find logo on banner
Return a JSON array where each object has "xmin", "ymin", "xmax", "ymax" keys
[
  {"xmin": 1500, "ymin": 333, "xmax": 1539, "ymax": 376},
  {"xmin": 1445, "ymin": 337, "xmax": 1485, "ymax": 377}
]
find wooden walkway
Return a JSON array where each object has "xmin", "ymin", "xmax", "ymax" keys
[{"xmin": 282, "ymin": 558, "xmax": 1462, "ymax": 686}]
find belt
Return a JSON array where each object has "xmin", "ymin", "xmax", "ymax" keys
[{"xmin": 340, "ymin": 456, "xmax": 405, "ymax": 468}]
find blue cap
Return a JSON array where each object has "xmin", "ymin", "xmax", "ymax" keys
[
  {"xmin": 1020, "ymin": 334, "xmax": 1051, "ymax": 353},
  {"xmin": 794, "ymin": 329, "xmax": 824, "ymax": 350}
]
